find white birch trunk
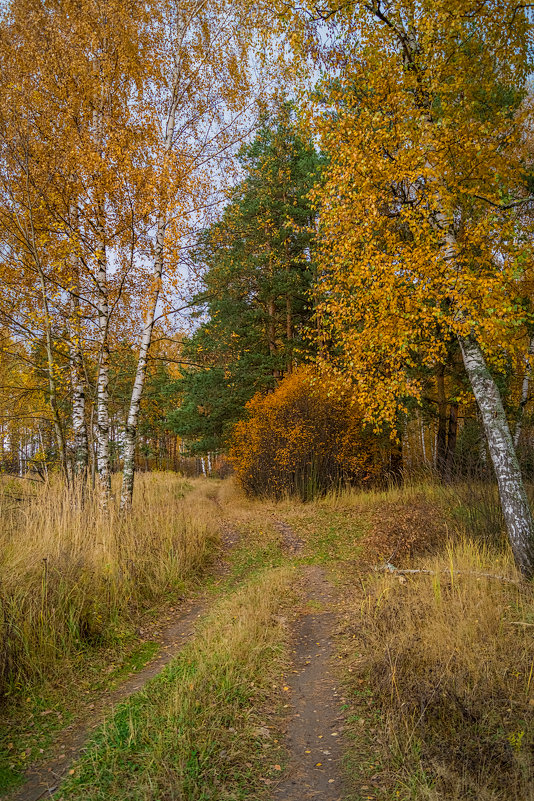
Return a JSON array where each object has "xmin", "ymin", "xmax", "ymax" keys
[
  {"xmin": 368, "ymin": 0, "xmax": 534, "ymax": 576},
  {"xmin": 428, "ymin": 160, "xmax": 534, "ymax": 577},
  {"xmin": 91, "ymin": 52, "xmax": 112, "ymax": 503},
  {"xmin": 120, "ymin": 64, "xmax": 180, "ymax": 510},
  {"xmin": 459, "ymin": 334, "xmax": 534, "ymax": 578},
  {"xmin": 38, "ymin": 426, "xmax": 49, "ymax": 480},
  {"xmin": 420, "ymin": 413, "xmax": 427, "ymax": 464},
  {"xmin": 96, "ymin": 246, "xmax": 112, "ymax": 502},
  {"xmin": 514, "ymin": 336, "xmax": 534, "ymax": 449},
  {"xmin": 68, "ymin": 287, "xmax": 88, "ymax": 478}
]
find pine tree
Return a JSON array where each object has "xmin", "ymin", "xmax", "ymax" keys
[{"xmin": 169, "ymin": 107, "xmax": 321, "ymax": 453}]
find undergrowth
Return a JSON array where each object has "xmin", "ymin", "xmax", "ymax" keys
[
  {"xmin": 0, "ymin": 474, "xmax": 220, "ymax": 791},
  {"xmin": 266, "ymin": 476, "xmax": 534, "ymax": 799},
  {"xmin": 326, "ymin": 481, "xmax": 534, "ymax": 801},
  {"xmin": 0, "ymin": 474, "xmax": 219, "ymax": 699}
]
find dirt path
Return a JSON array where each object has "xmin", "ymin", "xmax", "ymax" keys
[
  {"xmin": 273, "ymin": 519, "xmax": 305, "ymax": 555},
  {"xmin": 11, "ymin": 502, "xmax": 240, "ymax": 801},
  {"xmin": 274, "ymin": 545, "xmax": 346, "ymax": 800},
  {"xmin": 12, "ymin": 506, "xmax": 347, "ymax": 801}
]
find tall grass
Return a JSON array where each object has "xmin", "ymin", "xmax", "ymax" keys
[
  {"xmin": 345, "ymin": 534, "xmax": 534, "ymax": 799},
  {"xmin": 0, "ymin": 474, "xmax": 220, "ymax": 699}
]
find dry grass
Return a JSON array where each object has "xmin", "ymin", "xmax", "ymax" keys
[
  {"xmin": 0, "ymin": 474, "xmax": 220, "ymax": 699},
  {"xmin": 343, "ymin": 539, "xmax": 534, "ymax": 800}
]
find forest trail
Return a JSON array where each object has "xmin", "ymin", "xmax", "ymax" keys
[
  {"xmin": 10, "ymin": 508, "xmax": 349, "ymax": 801},
  {"xmin": 10, "ymin": 503, "xmax": 242, "ymax": 801},
  {"xmin": 273, "ymin": 562, "xmax": 345, "ymax": 801}
]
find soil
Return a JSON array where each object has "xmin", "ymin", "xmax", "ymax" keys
[
  {"xmin": 273, "ymin": 561, "xmax": 346, "ymax": 800},
  {"xmin": 274, "ymin": 519, "xmax": 306, "ymax": 555}
]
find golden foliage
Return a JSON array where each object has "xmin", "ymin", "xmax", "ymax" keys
[
  {"xmin": 305, "ymin": 0, "xmax": 534, "ymax": 428},
  {"xmin": 230, "ymin": 367, "xmax": 386, "ymax": 499}
]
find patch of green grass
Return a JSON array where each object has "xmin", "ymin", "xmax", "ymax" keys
[
  {"xmin": 227, "ymin": 532, "xmax": 285, "ymax": 584},
  {"xmin": 93, "ymin": 640, "xmax": 160, "ymax": 693},
  {"xmin": 59, "ymin": 567, "xmax": 293, "ymax": 801},
  {"xmin": 282, "ymin": 507, "xmax": 366, "ymax": 565},
  {"xmin": 0, "ymin": 639, "xmax": 159, "ymax": 795}
]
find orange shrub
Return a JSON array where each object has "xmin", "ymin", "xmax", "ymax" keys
[{"xmin": 230, "ymin": 367, "xmax": 388, "ymax": 499}]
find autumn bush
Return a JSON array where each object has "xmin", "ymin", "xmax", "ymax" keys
[{"xmin": 230, "ymin": 367, "xmax": 388, "ymax": 500}]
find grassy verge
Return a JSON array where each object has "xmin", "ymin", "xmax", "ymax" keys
[
  {"xmin": 0, "ymin": 474, "xmax": 220, "ymax": 792},
  {"xmin": 341, "ymin": 540, "xmax": 534, "ymax": 800},
  {"xmin": 58, "ymin": 566, "xmax": 293, "ymax": 800},
  {"xmin": 298, "ymin": 481, "xmax": 534, "ymax": 801}
]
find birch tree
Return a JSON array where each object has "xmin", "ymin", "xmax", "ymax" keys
[
  {"xmin": 120, "ymin": 0, "xmax": 260, "ymax": 508},
  {"xmin": 301, "ymin": 0, "xmax": 534, "ymax": 576},
  {"xmin": 0, "ymin": 0, "xmax": 152, "ymax": 498}
]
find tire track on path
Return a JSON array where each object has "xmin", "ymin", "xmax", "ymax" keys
[{"xmin": 273, "ymin": 521, "xmax": 346, "ymax": 801}]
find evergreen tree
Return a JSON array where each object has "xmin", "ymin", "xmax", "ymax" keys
[{"xmin": 169, "ymin": 106, "xmax": 321, "ymax": 453}]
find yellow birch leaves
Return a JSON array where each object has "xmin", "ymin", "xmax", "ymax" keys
[{"xmin": 304, "ymin": 0, "xmax": 534, "ymax": 427}]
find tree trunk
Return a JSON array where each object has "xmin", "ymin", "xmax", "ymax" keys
[
  {"xmin": 389, "ymin": 433, "xmax": 403, "ymax": 482},
  {"xmin": 419, "ymin": 413, "xmax": 427, "ymax": 464},
  {"xmin": 68, "ymin": 286, "xmax": 88, "ymax": 479},
  {"xmin": 286, "ymin": 293, "xmax": 292, "ymax": 373},
  {"xmin": 444, "ymin": 401, "xmax": 458, "ymax": 481},
  {"xmin": 268, "ymin": 297, "xmax": 278, "ymax": 378},
  {"xmin": 435, "ymin": 363, "xmax": 448, "ymax": 476},
  {"xmin": 285, "ymin": 232, "xmax": 293, "ymax": 373},
  {"xmin": 459, "ymin": 333, "xmax": 534, "ymax": 578},
  {"xmin": 120, "ymin": 62, "xmax": 180, "ymax": 510},
  {"xmin": 96, "ymin": 245, "xmax": 112, "ymax": 503},
  {"xmin": 120, "ymin": 208, "xmax": 165, "ymax": 508},
  {"xmin": 37, "ymin": 267, "xmax": 69, "ymax": 484},
  {"xmin": 514, "ymin": 335, "xmax": 534, "ymax": 449}
]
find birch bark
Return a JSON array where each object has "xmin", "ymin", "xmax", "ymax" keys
[
  {"xmin": 365, "ymin": 10, "xmax": 533, "ymax": 561},
  {"xmin": 442, "ymin": 218, "xmax": 534, "ymax": 576},
  {"xmin": 435, "ymin": 201, "xmax": 534, "ymax": 575},
  {"xmin": 420, "ymin": 82, "xmax": 534, "ymax": 575},
  {"xmin": 459, "ymin": 334, "xmax": 534, "ymax": 577},
  {"xmin": 96, "ymin": 242, "xmax": 112, "ymax": 502},
  {"xmin": 68, "ymin": 284, "xmax": 88, "ymax": 478},
  {"xmin": 514, "ymin": 336, "xmax": 534, "ymax": 449}
]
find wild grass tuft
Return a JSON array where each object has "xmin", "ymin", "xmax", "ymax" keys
[
  {"xmin": 0, "ymin": 474, "xmax": 220, "ymax": 700},
  {"xmin": 345, "ymin": 540, "xmax": 534, "ymax": 800}
]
